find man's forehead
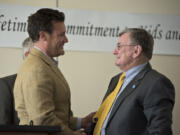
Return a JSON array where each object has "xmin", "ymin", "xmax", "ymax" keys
[
  {"xmin": 118, "ymin": 33, "xmax": 130, "ymax": 43},
  {"xmin": 52, "ymin": 22, "xmax": 66, "ymax": 32}
]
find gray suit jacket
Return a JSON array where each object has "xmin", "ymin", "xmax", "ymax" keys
[
  {"xmin": 0, "ymin": 74, "xmax": 19, "ymax": 125},
  {"xmin": 92, "ymin": 63, "xmax": 175, "ymax": 135}
]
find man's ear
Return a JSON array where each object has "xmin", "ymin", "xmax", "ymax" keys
[
  {"xmin": 133, "ymin": 45, "xmax": 142, "ymax": 58},
  {"xmin": 25, "ymin": 51, "xmax": 29, "ymax": 58},
  {"xmin": 39, "ymin": 31, "xmax": 48, "ymax": 41}
]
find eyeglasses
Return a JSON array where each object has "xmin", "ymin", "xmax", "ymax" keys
[{"xmin": 116, "ymin": 43, "xmax": 137, "ymax": 50}]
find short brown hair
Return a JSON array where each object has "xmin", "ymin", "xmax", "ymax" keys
[
  {"xmin": 119, "ymin": 28, "xmax": 154, "ymax": 59},
  {"xmin": 28, "ymin": 8, "xmax": 65, "ymax": 42}
]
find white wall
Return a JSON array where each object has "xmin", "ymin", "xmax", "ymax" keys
[{"xmin": 0, "ymin": 0, "xmax": 180, "ymax": 134}]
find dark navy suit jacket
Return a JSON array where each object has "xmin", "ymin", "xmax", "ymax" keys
[{"xmin": 0, "ymin": 74, "xmax": 19, "ymax": 125}]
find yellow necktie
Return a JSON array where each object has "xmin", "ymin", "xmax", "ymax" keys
[{"xmin": 93, "ymin": 72, "xmax": 125, "ymax": 135}]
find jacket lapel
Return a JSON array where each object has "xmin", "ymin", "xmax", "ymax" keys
[
  {"xmin": 107, "ymin": 63, "xmax": 152, "ymax": 125},
  {"xmin": 30, "ymin": 48, "xmax": 65, "ymax": 81}
]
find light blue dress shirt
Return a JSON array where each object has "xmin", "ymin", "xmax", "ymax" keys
[{"xmin": 101, "ymin": 63, "xmax": 147, "ymax": 135}]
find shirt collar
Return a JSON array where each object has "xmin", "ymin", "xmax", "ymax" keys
[
  {"xmin": 125, "ymin": 62, "xmax": 148, "ymax": 79},
  {"xmin": 34, "ymin": 46, "xmax": 58, "ymax": 67}
]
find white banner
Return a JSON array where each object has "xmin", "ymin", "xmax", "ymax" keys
[{"xmin": 0, "ymin": 4, "xmax": 180, "ymax": 55}]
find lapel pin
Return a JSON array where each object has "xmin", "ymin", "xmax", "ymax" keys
[{"xmin": 132, "ymin": 84, "xmax": 136, "ymax": 89}]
